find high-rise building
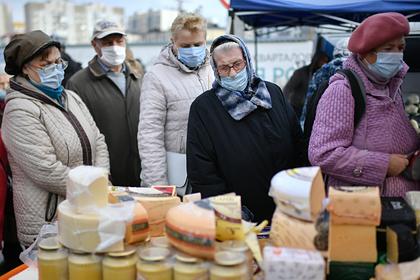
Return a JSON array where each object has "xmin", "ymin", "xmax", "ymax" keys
[
  {"xmin": 0, "ymin": 3, "xmax": 14, "ymax": 37},
  {"xmin": 128, "ymin": 9, "xmax": 178, "ymax": 35},
  {"xmin": 25, "ymin": 0, "xmax": 124, "ymax": 44}
]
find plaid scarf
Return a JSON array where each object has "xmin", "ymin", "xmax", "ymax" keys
[{"xmin": 211, "ymin": 35, "xmax": 272, "ymax": 121}]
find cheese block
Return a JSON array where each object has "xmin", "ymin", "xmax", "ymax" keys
[
  {"xmin": 378, "ymin": 197, "xmax": 417, "ymax": 252},
  {"xmin": 209, "ymin": 195, "xmax": 244, "ymax": 241},
  {"xmin": 165, "ymin": 200, "xmax": 216, "ymax": 259},
  {"xmin": 58, "ymin": 200, "xmax": 124, "ymax": 252},
  {"xmin": 270, "ymin": 209, "xmax": 317, "ymax": 251},
  {"xmin": 269, "ymin": 166, "xmax": 325, "ymax": 221},
  {"xmin": 183, "ymin": 193, "xmax": 201, "ymax": 203},
  {"xmin": 386, "ymin": 224, "xmax": 418, "ymax": 263},
  {"xmin": 108, "ymin": 191, "xmax": 135, "ymax": 203},
  {"xmin": 328, "ymin": 222, "xmax": 377, "ymax": 262},
  {"xmin": 328, "ymin": 261, "xmax": 375, "ymax": 280},
  {"xmin": 327, "ymin": 186, "xmax": 381, "ymax": 226},
  {"xmin": 66, "ymin": 166, "xmax": 109, "ymax": 213},
  {"xmin": 405, "ymin": 191, "xmax": 420, "ymax": 225},
  {"xmin": 124, "ymin": 201, "xmax": 149, "ymax": 244},
  {"xmin": 135, "ymin": 195, "xmax": 181, "ymax": 236},
  {"xmin": 375, "ymin": 263, "xmax": 401, "ymax": 280},
  {"xmin": 263, "ymin": 246, "xmax": 325, "ymax": 280}
]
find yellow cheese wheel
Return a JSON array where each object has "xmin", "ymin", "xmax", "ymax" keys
[
  {"xmin": 58, "ymin": 200, "xmax": 124, "ymax": 253},
  {"xmin": 165, "ymin": 201, "xmax": 216, "ymax": 259}
]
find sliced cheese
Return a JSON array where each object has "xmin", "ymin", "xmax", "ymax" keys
[
  {"xmin": 328, "ymin": 186, "xmax": 381, "ymax": 226},
  {"xmin": 58, "ymin": 200, "xmax": 124, "ymax": 253},
  {"xmin": 269, "ymin": 166, "xmax": 325, "ymax": 222},
  {"xmin": 66, "ymin": 166, "xmax": 108, "ymax": 213},
  {"xmin": 270, "ymin": 209, "xmax": 317, "ymax": 251},
  {"xmin": 328, "ymin": 222, "xmax": 377, "ymax": 262},
  {"xmin": 135, "ymin": 195, "xmax": 181, "ymax": 237},
  {"xmin": 165, "ymin": 200, "xmax": 216, "ymax": 259}
]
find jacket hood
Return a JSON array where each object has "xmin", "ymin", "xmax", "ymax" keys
[
  {"xmin": 210, "ymin": 34, "xmax": 257, "ymax": 88},
  {"xmin": 154, "ymin": 43, "xmax": 211, "ymax": 73}
]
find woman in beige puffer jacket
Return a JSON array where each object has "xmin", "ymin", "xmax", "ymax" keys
[{"xmin": 138, "ymin": 13, "xmax": 214, "ymax": 187}]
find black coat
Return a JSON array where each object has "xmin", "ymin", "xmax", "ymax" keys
[
  {"xmin": 67, "ymin": 57, "xmax": 142, "ymax": 187},
  {"xmin": 187, "ymin": 81, "xmax": 305, "ymax": 222}
]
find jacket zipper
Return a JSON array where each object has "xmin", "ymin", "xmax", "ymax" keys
[{"xmin": 196, "ymin": 72, "xmax": 206, "ymax": 92}]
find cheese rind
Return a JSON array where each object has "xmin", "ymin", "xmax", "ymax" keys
[
  {"xmin": 67, "ymin": 166, "xmax": 109, "ymax": 213},
  {"xmin": 269, "ymin": 166, "xmax": 325, "ymax": 222}
]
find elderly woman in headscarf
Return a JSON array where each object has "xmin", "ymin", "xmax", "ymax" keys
[
  {"xmin": 309, "ymin": 13, "xmax": 419, "ymax": 196},
  {"xmin": 186, "ymin": 35, "xmax": 305, "ymax": 222},
  {"xmin": 2, "ymin": 30, "xmax": 109, "ymax": 247}
]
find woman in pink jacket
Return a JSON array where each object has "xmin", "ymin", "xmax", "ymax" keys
[{"xmin": 309, "ymin": 12, "xmax": 419, "ymax": 196}]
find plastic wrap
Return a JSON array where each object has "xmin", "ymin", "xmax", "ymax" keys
[
  {"xmin": 269, "ymin": 166, "xmax": 325, "ymax": 222},
  {"xmin": 66, "ymin": 166, "xmax": 109, "ymax": 214},
  {"xmin": 58, "ymin": 199, "xmax": 135, "ymax": 253}
]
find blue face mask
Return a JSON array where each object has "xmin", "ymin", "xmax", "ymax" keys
[
  {"xmin": 367, "ymin": 52, "xmax": 403, "ymax": 80},
  {"xmin": 220, "ymin": 67, "xmax": 248, "ymax": 92},
  {"xmin": 31, "ymin": 63, "xmax": 65, "ymax": 89},
  {"xmin": 177, "ymin": 45, "xmax": 207, "ymax": 68},
  {"xmin": 0, "ymin": 89, "xmax": 6, "ymax": 101}
]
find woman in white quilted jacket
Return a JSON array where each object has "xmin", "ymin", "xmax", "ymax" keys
[
  {"xmin": 138, "ymin": 13, "xmax": 214, "ymax": 187},
  {"xmin": 2, "ymin": 31, "xmax": 109, "ymax": 247}
]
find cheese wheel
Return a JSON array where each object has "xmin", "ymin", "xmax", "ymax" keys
[
  {"xmin": 58, "ymin": 200, "xmax": 124, "ymax": 253},
  {"xmin": 67, "ymin": 166, "xmax": 108, "ymax": 213},
  {"xmin": 125, "ymin": 202, "xmax": 149, "ymax": 244},
  {"xmin": 135, "ymin": 196, "xmax": 181, "ymax": 237},
  {"xmin": 166, "ymin": 201, "xmax": 216, "ymax": 259},
  {"xmin": 270, "ymin": 166, "xmax": 325, "ymax": 222}
]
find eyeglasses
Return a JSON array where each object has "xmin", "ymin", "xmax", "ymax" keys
[
  {"xmin": 31, "ymin": 58, "xmax": 68, "ymax": 74},
  {"xmin": 217, "ymin": 59, "xmax": 246, "ymax": 76}
]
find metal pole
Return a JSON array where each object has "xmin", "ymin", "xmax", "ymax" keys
[
  {"xmin": 254, "ymin": 29, "xmax": 258, "ymax": 73},
  {"xmin": 229, "ymin": 9, "xmax": 235, "ymax": 34}
]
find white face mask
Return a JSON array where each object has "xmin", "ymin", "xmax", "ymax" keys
[{"xmin": 100, "ymin": 45, "xmax": 126, "ymax": 66}]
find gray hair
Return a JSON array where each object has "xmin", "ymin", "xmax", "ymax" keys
[{"xmin": 212, "ymin": 42, "xmax": 241, "ymax": 57}]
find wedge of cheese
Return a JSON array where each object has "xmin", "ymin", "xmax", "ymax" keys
[
  {"xmin": 58, "ymin": 200, "xmax": 124, "ymax": 253},
  {"xmin": 166, "ymin": 200, "xmax": 216, "ymax": 259},
  {"xmin": 135, "ymin": 195, "xmax": 181, "ymax": 237},
  {"xmin": 270, "ymin": 209, "xmax": 317, "ymax": 251},
  {"xmin": 269, "ymin": 166, "xmax": 325, "ymax": 222},
  {"xmin": 209, "ymin": 195, "xmax": 244, "ymax": 241},
  {"xmin": 328, "ymin": 186, "xmax": 381, "ymax": 226},
  {"xmin": 386, "ymin": 224, "xmax": 418, "ymax": 263},
  {"xmin": 328, "ymin": 222, "xmax": 377, "ymax": 262},
  {"xmin": 66, "ymin": 166, "xmax": 109, "ymax": 213}
]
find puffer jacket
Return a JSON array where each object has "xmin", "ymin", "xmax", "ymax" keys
[
  {"xmin": 138, "ymin": 44, "xmax": 214, "ymax": 187},
  {"xmin": 2, "ymin": 76, "xmax": 109, "ymax": 247}
]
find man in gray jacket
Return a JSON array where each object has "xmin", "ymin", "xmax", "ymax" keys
[{"xmin": 67, "ymin": 20, "xmax": 141, "ymax": 187}]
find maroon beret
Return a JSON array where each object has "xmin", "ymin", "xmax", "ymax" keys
[{"xmin": 348, "ymin": 12, "xmax": 409, "ymax": 54}]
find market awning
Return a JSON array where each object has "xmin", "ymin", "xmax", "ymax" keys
[{"xmin": 230, "ymin": 0, "xmax": 420, "ymax": 28}]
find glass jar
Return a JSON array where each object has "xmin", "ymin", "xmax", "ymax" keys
[
  {"xmin": 210, "ymin": 251, "xmax": 248, "ymax": 280},
  {"xmin": 220, "ymin": 240, "xmax": 253, "ymax": 277},
  {"xmin": 37, "ymin": 237, "xmax": 68, "ymax": 280},
  {"xmin": 173, "ymin": 253, "xmax": 208, "ymax": 280},
  {"xmin": 150, "ymin": 236, "xmax": 170, "ymax": 249},
  {"xmin": 68, "ymin": 251, "xmax": 101, "ymax": 280},
  {"xmin": 136, "ymin": 247, "xmax": 172, "ymax": 280},
  {"xmin": 103, "ymin": 248, "xmax": 137, "ymax": 280}
]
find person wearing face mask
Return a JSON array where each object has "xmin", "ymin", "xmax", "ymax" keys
[
  {"xmin": 186, "ymin": 35, "xmax": 306, "ymax": 222},
  {"xmin": 1, "ymin": 30, "xmax": 109, "ymax": 247},
  {"xmin": 138, "ymin": 13, "xmax": 213, "ymax": 187},
  {"xmin": 309, "ymin": 12, "xmax": 420, "ymax": 196},
  {"xmin": 67, "ymin": 20, "xmax": 142, "ymax": 187}
]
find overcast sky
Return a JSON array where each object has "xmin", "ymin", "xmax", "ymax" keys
[{"xmin": 4, "ymin": 0, "xmax": 229, "ymax": 27}]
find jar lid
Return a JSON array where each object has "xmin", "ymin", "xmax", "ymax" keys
[
  {"xmin": 220, "ymin": 240, "xmax": 248, "ymax": 252},
  {"xmin": 108, "ymin": 247, "xmax": 137, "ymax": 257},
  {"xmin": 38, "ymin": 237, "xmax": 61, "ymax": 251},
  {"xmin": 139, "ymin": 247, "xmax": 170, "ymax": 262},
  {"xmin": 150, "ymin": 236, "xmax": 170, "ymax": 248},
  {"xmin": 214, "ymin": 251, "xmax": 246, "ymax": 266},
  {"xmin": 175, "ymin": 253, "xmax": 199, "ymax": 263}
]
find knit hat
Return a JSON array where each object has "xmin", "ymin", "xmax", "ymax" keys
[
  {"xmin": 4, "ymin": 30, "xmax": 60, "ymax": 75},
  {"xmin": 348, "ymin": 12, "xmax": 409, "ymax": 54}
]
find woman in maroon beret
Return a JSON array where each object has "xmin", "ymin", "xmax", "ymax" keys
[{"xmin": 309, "ymin": 12, "xmax": 419, "ymax": 196}]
